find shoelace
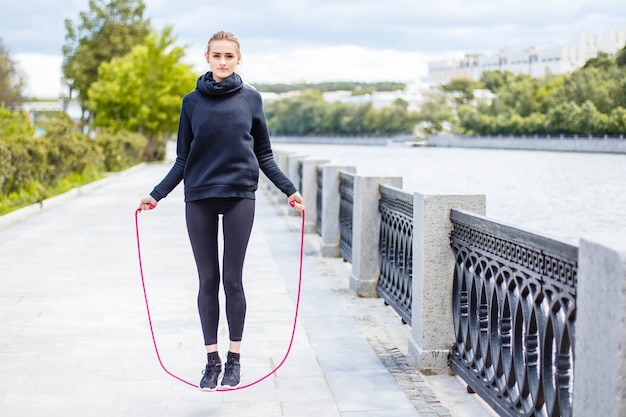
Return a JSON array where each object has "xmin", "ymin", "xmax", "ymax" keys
[
  {"xmin": 202, "ymin": 362, "xmax": 221, "ymax": 375},
  {"xmin": 223, "ymin": 360, "xmax": 240, "ymax": 374}
]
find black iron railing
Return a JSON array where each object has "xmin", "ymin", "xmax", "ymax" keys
[
  {"xmin": 377, "ymin": 184, "xmax": 413, "ymax": 325},
  {"xmin": 449, "ymin": 208, "xmax": 577, "ymax": 417},
  {"xmin": 338, "ymin": 171, "xmax": 355, "ymax": 263}
]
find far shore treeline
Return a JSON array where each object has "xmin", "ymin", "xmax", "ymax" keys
[
  {"xmin": 255, "ymin": 50, "xmax": 626, "ymax": 138},
  {"xmin": 0, "ymin": 0, "xmax": 625, "ymax": 215}
]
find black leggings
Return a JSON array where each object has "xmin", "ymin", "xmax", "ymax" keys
[{"xmin": 185, "ymin": 197, "xmax": 255, "ymax": 346}]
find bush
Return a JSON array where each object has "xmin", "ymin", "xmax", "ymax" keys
[
  {"xmin": 0, "ymin": 107, "xmax": 151, "ymax": 215},
  {"xmin": 95, "ymin": 129, "xmax": 147, "ymax": 172},
  {"xmin": 0, "ymin": 111, "xmax": 104, "ymax": 214},
  {"xmin": 43, "ymin": 113, "xmax": 104, "ymax": 180}
]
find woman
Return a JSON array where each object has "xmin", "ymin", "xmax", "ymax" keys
[{"xmin": 138, "ymin": 30, "xmax": 304, "ymax": 391}]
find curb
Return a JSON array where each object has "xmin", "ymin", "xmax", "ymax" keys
[{"xmin": 0, "ymin": 163, "xmax": 147, "ymax": 231}]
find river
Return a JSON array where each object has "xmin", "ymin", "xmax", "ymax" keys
[{"xmin": 273, "ymin": 142, "xmax": 626, "ymax": 245}]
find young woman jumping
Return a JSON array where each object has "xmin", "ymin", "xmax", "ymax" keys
[{"xmin": 138, "ymin": 30, "xmax": 304, "ymax": 391}]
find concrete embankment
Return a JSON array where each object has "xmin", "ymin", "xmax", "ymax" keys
[{"xmin": 425, "ymin": 134, "xmax": 626, "ymax": 154}]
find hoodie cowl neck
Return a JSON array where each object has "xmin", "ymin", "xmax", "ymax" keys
[{"xmin": 197, "ymin": 72, "xmax": 243, "ymax": 96}]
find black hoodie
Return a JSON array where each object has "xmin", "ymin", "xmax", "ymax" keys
[{"xmin": 150, "ymin": 72, "xmax": 297, "ymax": 202}]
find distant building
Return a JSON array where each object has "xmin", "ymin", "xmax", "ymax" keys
[
  {"xmin": 427, "ymin": 27, "xmax": 626, "ymax": 85},
  {"xmin": 21, "ymin": 100, "xmax": 82, "ymax": 123},
  {"xmin": 20, "ymin": 100, "xmax": 83, "ymax": 136}
]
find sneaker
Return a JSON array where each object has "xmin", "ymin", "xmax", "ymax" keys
[
  {"xmin": 220, "ymin": 358, "xmax": 241, "ymax": 388},
  {"xmin": 199, "ymin": 360, "xmax": 222, "ymax": 391}
]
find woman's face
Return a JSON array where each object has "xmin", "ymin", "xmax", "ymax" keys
[{"xmin": 205, "ymin": 40, "xmax": 240, "ymax": 82}]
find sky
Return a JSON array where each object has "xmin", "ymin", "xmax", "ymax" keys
[{"xmin": 1, "ymin": 0, "xmax": 625, "ymax": 98}]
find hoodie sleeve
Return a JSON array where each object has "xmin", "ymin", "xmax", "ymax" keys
[
  {"xmin": 150, "ymin": 96, "xmax": 194, "ymax": 201},
  {"xmin": 248, "ymin": 90, "xmax": 297, "ymax": 197}
]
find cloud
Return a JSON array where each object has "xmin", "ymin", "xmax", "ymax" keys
[
  {"xmin": 15, "ymin": 45, "xmax": 434, "ymax": 99},
  {"xmin": 14, "ymin": 54, "xmax": 65, "ymax": 98},
  {"xmin": 2, "ymin": 0, "xmax": 625, "ymax": 97},
  {"xmin": 241, "ymin": 45, "xmax": 434, "ymax": 84}
]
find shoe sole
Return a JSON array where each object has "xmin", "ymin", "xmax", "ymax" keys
[{"xmin": 219, "ymin": 370, "xmax": 242, "ymax": 390}]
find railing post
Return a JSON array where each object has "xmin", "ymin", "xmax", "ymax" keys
[
  {"xmin": 408, "ymin": 193, "xmax": 486, "ymax": 370},
  {"xmin": 349, "ymin": 175, "xmax": 402, "ymax": 297},
  {"xmin": 266, "ymin": 149, "xmax": 293, "ymax": 204},
  {"xmin": 286, "ymin": 154, "xmax": 306, "ymax": 216},
  {"xmin": 300, "ymin": 158, "xmax": 329, "ymax": 233},
  {"xmin": 573, "ymin": 236, "xmax": 626, "ymax": 417},
  {"xmin": 321, "ymin": 165, "xmax": 356, "ymax": 257}
]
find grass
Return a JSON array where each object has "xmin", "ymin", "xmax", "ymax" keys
[{"xmin": 0, "ymin": 170, "xmax": 104, "ymax": 216}]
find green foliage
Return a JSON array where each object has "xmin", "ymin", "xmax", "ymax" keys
[
  {"xmin": 416, "ymin": 91, "xmax": 455, "ymax": 137},
  {"xmin": 555, "ymin": 66, "xmax": 623, "ymax": 114},
  {"xmin": 0, "ymin": 107, "xmax": 33, "ymax": 136},
  {"xmin": 0, "ymin": 39, "xmax": 25, "ymax": 108},
  {"xmin": 87, "ymin": 26, "xmax": 196, "ymax": 161},
  {"xmin": 0, "ymin": 106, "xmax": 152, "ymax": 215},
  {"xmin": 0, "ymin": 111, "xmax": 103, "ymax": 213},
  {"xmin": 43, "ymin": 114, "xmax": 104, "ymax": 180},
  {"xmin": 437, "ymin": 51, "xmax": 626, "ymax": 136},
  {"xmin": 254, "ymin": 81, "xmax": 405, "ymax": 95},
  {"xmin": 62, "ymin": 0, "xmax": 150, "ymax": 110},
  {"xmin": 265, "ymin": 90, "xmax": 418, "ymax": 137},
  {"xmin": 606, "ymin": 107, "xmax": 626, "ymax": 134},
  {"xmin": 617, "ymin": 45, "xmax": 626, "ymax": 68},
  {"xmin": 95, "ymin": 129, "xmax": 147, "ymax": 171},
  {"xmin": 480, "ymin": 71, "xmax": 517, "ymax": 93},
  {"xmin": 583, "ymin": 52, "xmax": 616, "ymax": 70},
  {"xmin": 441, "ymin": 78, "xmax": 479, "ymax": 105}
]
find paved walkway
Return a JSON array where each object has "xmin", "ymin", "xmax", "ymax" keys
[{"xmin": 0, "ymin": 158, "xmax": 496, "ymax": 417}]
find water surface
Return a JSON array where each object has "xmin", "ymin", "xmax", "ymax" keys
[{"xmin": 275, "ymin": 143, "xmax": 626, "ymax": 245}]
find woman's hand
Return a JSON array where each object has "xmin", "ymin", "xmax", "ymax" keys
[
  {"xmin": 138, "ymin": 195, "xmax": 158, "ymax": 211},
  {"xmin": 287, "ymin": 192, "xmax": 305, "ymax": 212}
]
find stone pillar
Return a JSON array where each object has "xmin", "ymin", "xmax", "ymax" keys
[
  {"xmin": 321, "ymin": 165, "xmax": 356, "ymax": 257},
  {"xmin": 573, "ymin": 235, "xmax": 626, "ymax": 417},
  {"xmin": 300, "ymin": 158, "xmax": 329, "ymax": 233},
  {"xmin": 261, "ymin": 149, "xmax": 293, "ymax": 203},
  {"xmin": 286, "ymin": 154, "xmax": 306, "ymax": 216},
  {"xmin": 408, "ymin": 193, "xmax": 486, "ymax": 370},
  {"xmin": 350, "ymin": 175, "xmax": 402, "ymax": 297}
]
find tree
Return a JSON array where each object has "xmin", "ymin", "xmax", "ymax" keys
[
  {"xmin": 556, "ymin": 66, "xmax": 621, "ymax": 114},
  {"xmin": 417, "ymin": 91, "xmax": 455, "ymax": 137},
  {"xmin": 606, "ymin": 107, "xmax": 626, "ymax": 135},
  {"xmin": 545, "ymin": 101, "xmax": 581, "ymax": 134},
  {"xmin": 576, "ymin": 100, "xmax": 604, "ymax": 135},
  {"xmin": 479, "ymin": 70, "xmax": 516, "ymax": 93},
  {"xmin": 616, "ymin": 44, "xmax": 626, "ymax": 68},
  {"xmin": 62, "ymin": 0, "xmax": 150, "ymax": 121},
  {"xmin": 583, "ymin": 52, "xmax": 615, "ymax": 70},
  {"xmin": 441, "ymin": 77, "xmax": 479, "ymax": 105},
  {"xmin": 265, "ymin": 90, "xmax": 327, "ymax": 136},
  {"xmin": 87, "ymin": 26, "xmax": 197, "ymax": 160},
  {"xmin": 0, "ymin": 39, "xmax": 25, "ymax": 109},
  {"xmin": 368, "ymin": 99, "xmax": 418, "ymax": 136}
]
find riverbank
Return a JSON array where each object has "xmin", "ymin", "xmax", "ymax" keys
[{"xmin": 425, "ymin": 134, "xmax": 626, "ymax": 154}]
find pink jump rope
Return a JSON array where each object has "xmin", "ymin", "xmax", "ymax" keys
[{"xmin": 134, "ymin": 201, "xmax": 305, "ymax": 391}]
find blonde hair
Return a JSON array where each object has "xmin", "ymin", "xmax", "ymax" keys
[{"xmin": 206, "ymin": 30, "xmax": 241, "ymax": 59}]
